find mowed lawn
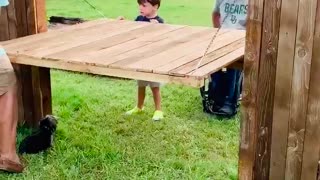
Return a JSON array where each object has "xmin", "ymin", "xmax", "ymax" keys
[{"xmin": 0, "ymin": 0, "xmax": 241, "ymax": 179}]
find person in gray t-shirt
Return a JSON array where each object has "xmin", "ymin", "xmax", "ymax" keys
[
  {"xmin": 212, "ymin": 0, "xmax": 248, "ymax": 30},
  {"xmin": 200, "ymin": 0, "xmax": 247, "ymax": 118}
]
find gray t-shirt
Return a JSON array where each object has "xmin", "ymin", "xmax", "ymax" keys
[{"xmin": 213, "ymin": 0, "xmax": 248, "ymax": 30}]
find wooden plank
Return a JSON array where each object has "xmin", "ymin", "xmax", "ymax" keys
[
  {"xmin": 35, "ymin": 0, "xmax": 47, "ymax": 33},
  {"xmin": 26, "ymin": 0, "xmax": 37, "ymax": 35},
  {"xmin": 125, "ymin": 29, "xmax": 222, "ymax": 72},
  {"xmin": 9, "ymin": 55, "xmax": 204, "ymax": 88},
  {"xmin": 20, "ymin": 65, "xmax": 36, "ymax": 124},
  {"xmin": 26, "ymin": 21, "xmax": 151, "ymax": 57},
  {"xmin": 45, "ymin": 23, "xmax": 181, "ymax": 60},
  {"xmin": 39, "ymin": 68, "xmax": 52, "ymax": 117},
  {"xmin": 0, "ymin": 5, "xmax": 10, "ymax": 41},
  {"xmin": 7, "ymin": 0, "xmax": 18, "ymax": 39},
  {"xmin": 30, "ymin": 0, "xmax": 53, "ymax": 120},
  {"xmin": 188, "ymin": 47, "xmax": 245, "ymax": 78},
  {"xmin": 285, "ymin": 0, "xmax": 318, "ymax": 179},
  {"xmin": 169, "ymin": 38, "xmax": 245, "ymax": 76},
  {"xmin": 32, "ymin": 0, "xmax": 51, "ymax": 124},
  {"xmin": 69, "ymin": 26, "xmax": 203, "ymax": 67},
  {"xmin": 238, "ymin": 0, "xmax": 265, "ymax": 179},
  {"xmin": 12, "ymin": 0, "xmax": 29, "ymax": 38},
  {"xmin": 109, "ymin": 27, "xmax": 217, "ymax": 70},
  {"xmin": 1, "ymin": 19, "xmax": 111, "ymax": 46},
  {"xmin": 154, "ymin": 32, "xmax": 245, "ymax": 75},
  {"xmin": 17, "ymin": 66, "xmax": 51, "ymax": 127},
  {"xmin": 253, "ymin": 0, "xmax": 282, "ymax": 178},
  {"xmin": 29, "ymin": 67, "xmax": 52, "ymax": 126},
  {"xmin": 31, "ymin": 66, "xmax": 44, "ymax": 125},
  {"xmin": 5, "ymin": 20, "xmax": 142, "ymax": 54},
  {"xmin": 128, "ymin": 30, "xmax": 244, "ymax": 72},
  {"xmin": 300, "ymin": 1, "xmax": 320, "ymax": 179},
  {"xmin": 66, "ymin": 26, "xmax": 189, "ymax": 66},
  {"xmin": 21, "ymin": 0, "xmax": 41, "ymax": 126},
  {"xmin": 269, "ymin": 0, "xmax": 299, "ymax": 179}
]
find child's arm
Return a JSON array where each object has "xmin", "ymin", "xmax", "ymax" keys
[
  {"xmin": 150, "ymin": 16, "xmax": 164, "ymax": 24},
  {"xmin": 117, "ymin": 16, "xmax": 125, "ymax": 20},
  {"xmin": 150, "ymin": 19, "xmax": 159, "ymax": 23}
]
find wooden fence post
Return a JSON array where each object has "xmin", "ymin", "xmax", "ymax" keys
[
  {"xmin": 239, "ymin": 0, "xmax": 320, "ymax": 179},
  {"xmin": 0, "ymin": 0, "xmax": 51, "ymax": 127}
]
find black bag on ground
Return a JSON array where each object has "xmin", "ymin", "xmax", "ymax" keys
[{"xmin": 200, "ymin": 69, "xmax": 242, "ymax": 118}]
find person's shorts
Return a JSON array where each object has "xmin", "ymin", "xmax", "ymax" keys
[
  {"xmin": 0, "ymin": 47, "xmax": 16, "ymax": 96},
  {"xmin": 137, "ymin": 80, "xmax": 161, "ymax": 88}
]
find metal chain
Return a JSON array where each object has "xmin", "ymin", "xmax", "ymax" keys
[
  {"xmin": 191, "ymin": 0, "xmax": 236, "ymax": 74},
  {"xmin": 82, "ymin": 0, "xmax": 106, "ymax": 18}
]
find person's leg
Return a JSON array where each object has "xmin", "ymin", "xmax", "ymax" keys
[
  {"xmin": 238, "ymin": 58, "xmax": 244, "ymax": 101},
  {"xmin": 151, "ymin": 87, "xmax": 161, "ymax": 111},
  {"xmin": 209, "ymin": 70, "xmax": 226, "ymax": 108},
  {"xmin": 125, "ymin": 81, "xmax": 147, "ymax": 115},
  {"xmin": 0, "ymin": 46, "xmax": 22, "ymax": 171},
  {"xmin": 150, "ymin": 83, "xmax": 163, "ymax": 121},
  {"xmin": 235, "ymin": 71, "xmax": 243, "ymax": 102},
  {"xmin": 224, "ymin": 69, "xmax": 238, "ymax": 104},
  {"xmin": 214, "ymin": 69, "xmax": 240, "ymax": 118},
  {"xmin": 199, "ymin": 71, "xmax": 225, "ymax": 114},
  {"xmin": 0, "ymin": 83, "xmax": 24, "ymax": 173},
  {"xmin": 0, "ymin": 84, "xmax": 20, "ymax": 163},
  {"xmin": 137, "ymin": 86, "xmax": 146, "ymax": 109},
  {"xmin": 0, "ymin": 13, "xmax": 23, "ymax": 173}
]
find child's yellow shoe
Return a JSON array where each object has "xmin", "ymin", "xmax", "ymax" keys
[
  {"xmin": 152, "ymin": 110, "xmax": 164, "ymax": 121},
  {"xmin": 125, "ymin": 107, "xmax": 143, "ymax": 115}
]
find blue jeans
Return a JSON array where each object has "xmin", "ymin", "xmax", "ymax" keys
[{"xmin": 210, "ymin": 69, "xmax": 242, "ymax": 110}]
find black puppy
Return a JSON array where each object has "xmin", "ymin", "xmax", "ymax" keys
[
  {"xmin": 49, "ymin": 16, "xmax": 84, "ymax": 24},
  {"xmin": 19, "ymin": 115, "xmax": 58, "ymax": 154}
]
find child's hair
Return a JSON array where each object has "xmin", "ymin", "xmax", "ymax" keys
[{"xmin": 137, "ymin": 0, "xmax": 161, "ymax": 8}]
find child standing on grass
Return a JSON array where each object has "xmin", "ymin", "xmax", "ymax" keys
[{"xmin": 123, "ymin": 0, "xmax": 164, "ymax": 121}]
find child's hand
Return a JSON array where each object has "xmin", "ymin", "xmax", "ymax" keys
[
  {"xmin": 117, "ymin": 16, "xmax": 125, "ymax": 20},
  {"xmin": 150, "ymin": 19, "xmax": 159, "ymax": 23}
]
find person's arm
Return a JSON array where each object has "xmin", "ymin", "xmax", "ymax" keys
[
  {"xmin": 150, "ymin": 19, "xmax": 159, "ymax": 23},
  {"xmin": 212, "ymin": 0, "xmax": 221, "ymax": 28},
  {"xmin": 117, "ymin": 16, "xmax": 125, "ymax": 20},
  {"xmin": 212, "ymin": 12, "xmax": 221, "ymax": 28},
  {"xmin": 150, "ymin": 16, "xmax": 164, "ymax": 24}
]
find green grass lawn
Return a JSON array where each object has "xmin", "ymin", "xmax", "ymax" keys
[{"xmin": 0, "ymin": 0, "xmax": 241, "ymax": 179}]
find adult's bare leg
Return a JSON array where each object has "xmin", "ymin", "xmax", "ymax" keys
[{"xmin": 0, "ymin": 84, "xmax": 23, "ymax": 173}]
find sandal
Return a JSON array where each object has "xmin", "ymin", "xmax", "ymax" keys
[{"xmin": 0, "ymin": 156, "xmax": 24, "ymax": 173}]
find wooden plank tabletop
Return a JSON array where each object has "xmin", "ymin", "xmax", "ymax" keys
[{"xmin": 2, "ymin": 19, "xmax": 245, "ymax": 87}]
